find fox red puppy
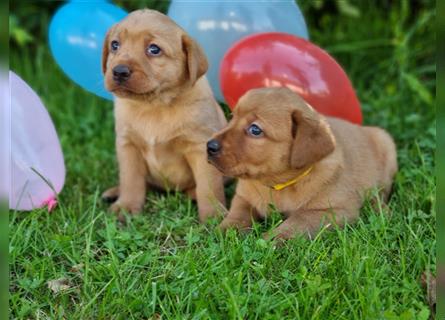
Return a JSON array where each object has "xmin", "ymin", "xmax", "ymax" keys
[
  {"xmin": 207, "ymin": 87, "xmax": 397, "ymax": 239},
  {"xmin": 102, "ymin": 9, "xmax": 226, "ymax": 221}
]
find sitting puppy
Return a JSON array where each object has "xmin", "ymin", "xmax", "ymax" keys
[
  {"xmin": 102, "ymin": 9, "xmax": 226, "ymax": 221},
  {"xmin": 207, "ymin": 87, "xmax": 397, "ymax": 238}
]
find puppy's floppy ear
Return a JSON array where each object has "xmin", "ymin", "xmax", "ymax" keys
[
  {"xmin": 182, "ymin": 34, "xmax": 208, "ymax": 85},
  {"xmin": 102, "ymin": 25, "xmax": 115, "ymax": 74},
  {"xmin": 290, "ymin": 108, "xmax": 335, "ymax": 169}
]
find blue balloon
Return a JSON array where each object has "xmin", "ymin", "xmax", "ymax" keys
[
  {"xmin": 49, "ymin": 0, "xmax": 127, "ymax": 100},
  {"xmin": 168, "ymin": 0, "xmax": 308, "ymax": 102}
]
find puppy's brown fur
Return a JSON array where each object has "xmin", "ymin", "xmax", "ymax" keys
[
  {"xmin": 102, "ymin": 9, "xmax": 226, "ymax": 221},
  {"xmin": 209, "ymin": 88, "xmax": 397, "ymax": 238}
]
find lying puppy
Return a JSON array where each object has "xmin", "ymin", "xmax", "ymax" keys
[
  {"xmin": 101, "ymin": 9, "xmax": 226, "ymax": 221},
  {"xmin": 207, "ymin": 87, "xmax": 397, "ymax": 238}
]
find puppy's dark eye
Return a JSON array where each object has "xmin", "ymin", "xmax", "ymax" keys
[
  {"xmin": 147, "ymin": 44, "xmax": 162, "ymax": 56},
  {"xmin": 247, "ymin": 124, "xmax": 263, "ymax": 137},
  {"xmin": 110, "ymin": 40, "xmax": 120, "ymax": 52}
]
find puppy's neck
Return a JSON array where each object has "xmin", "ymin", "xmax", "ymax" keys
[
  {"xmin": 258, "ymin": 147, "xmax": 344, "ymax": 191},
  {"xmin": 259, "ymin": 166, "xmax": 315, "ymax": 190}
]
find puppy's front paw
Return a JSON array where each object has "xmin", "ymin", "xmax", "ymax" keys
[
  {"xmin": 109, "ymin": 199, "xmax": 143, "ymax": 215},
  {"xmin": 218, "ymin": 217, "xmax": 252, "ymax": 232},
  {"xmin": 263, "ymin": 231, "xmax": 290, "ymax": 241},
  {"xmin": 217, "ymin": 219, "xmax": 233, "ymax": 232},
  {"xmin": 198, "ymin": 203, "xmax": 226, "ymax": 223}
]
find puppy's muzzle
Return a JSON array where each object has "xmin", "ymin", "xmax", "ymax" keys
[
  {"xmin": 113, "ymin": 64, "xmax": 132, "ymax": 83},
  {"xmin": 207, "ymin": 139, "xmax": 222, "ymax": 157}
]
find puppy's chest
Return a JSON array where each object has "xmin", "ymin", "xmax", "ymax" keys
[
  {"xmin": 119, "ymin": 115, "xmax": 179, "ymax": 146},
  {"xmin": 240, "ymin": 183, "xmax": 307, "ymax": 217},
  {"xmin": 120, "ymin": 119, "xmax": 182, "ymax": 158},
  {"xmin": 117, "ymin": 114, "xmax": 187, "ymax": 172}
]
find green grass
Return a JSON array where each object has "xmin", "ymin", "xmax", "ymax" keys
[{"xmin": 9, "ymin": 2, "xmax": 435, "ymax": 319}]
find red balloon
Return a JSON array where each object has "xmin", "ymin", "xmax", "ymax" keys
[{"xmin": 220, "ymin": 32, "xmax": 362, "ymax": 124}]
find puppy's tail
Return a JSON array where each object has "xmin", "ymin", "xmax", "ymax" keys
[{"xmin": 365, "ymin": 127, "xmax": 398, "ymax": 202}]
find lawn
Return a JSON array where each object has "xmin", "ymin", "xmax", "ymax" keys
[{"xmin": 9, "ymin": 1, "xmax": 435, "ymax": 319}]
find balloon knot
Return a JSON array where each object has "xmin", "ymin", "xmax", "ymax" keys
[{"xmin": 42, "ymin": 197, "xmax": 58, "ymax": 212}]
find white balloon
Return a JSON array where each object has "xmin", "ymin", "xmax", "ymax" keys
[{"xmin": 9, "ymin": 71, "xmax": 65, "ymax": 211}]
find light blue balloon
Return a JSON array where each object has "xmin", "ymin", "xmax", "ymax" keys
[
  {"xmin": 49, "ymin": 0, "xmax": 127, "ymax": 100},
  {"xmin": 168, "ymin": 0, "xmax": 308, "ymax": 102}
]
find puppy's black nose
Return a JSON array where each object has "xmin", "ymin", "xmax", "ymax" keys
[
  {"xmin": 112, "ymin": 64, "xmax": 131, "ymax": 82},
  {"xmin": 207, "ymin": 139, "xmax": 222, "ymax": 156}
]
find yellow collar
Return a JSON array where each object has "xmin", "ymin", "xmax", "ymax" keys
[{"xmin": 272, "ymin": 166, "xmax": 313, "ymax": 191}]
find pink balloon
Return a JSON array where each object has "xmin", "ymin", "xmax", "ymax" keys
[
  {"xmin": 0, "ymin": 70, "xmax": 9, "ymax": 207},
  {"xmin": 9, "ymin": 72, "xmax": 65, "ymax": 211}
]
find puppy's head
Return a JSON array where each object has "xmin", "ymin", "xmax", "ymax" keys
[
  {"xmin": 207, "ymin": 88, "xmax": 336, "ymax": 180},
  {"xmin": 102, "ymin": 9, "xmax": 208, "ymax": 100}
]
